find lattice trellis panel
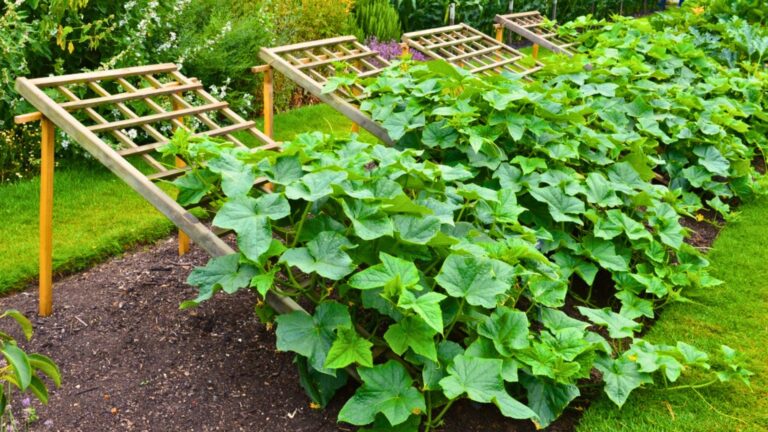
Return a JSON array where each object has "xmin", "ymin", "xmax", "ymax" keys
[
  {"xmin": 260, "ymin": 36, "xmax": 393, "ymax": 144},
  {"xmin": 495, "ymin": 11, "xmax": 578, "ymax": 57},
  {"xmin": 402, "ymin": 24, "xmax": 544, "ymax": 78},
  {"xmin": 15, "ymin": 63, "xmax": 302, "ymax": 315},
  {"xmin": 19, "ymin": 63, "xmax": 277, "ymax": 182}
]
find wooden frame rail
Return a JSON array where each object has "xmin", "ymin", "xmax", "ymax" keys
[
  {"xmin": 495, "ymin": 11, "xmax": 577, "ymax": 57},
  {"xmin": 259, "ymin": 36, "xmax": 394, "ymax": 145},
  {"xmin": 14, "ymin": 63, "xmax": 294, "ymax": 316},
  {"xmin": 402, "ymin": 24, "xmax": 544, "ymax": 78}
]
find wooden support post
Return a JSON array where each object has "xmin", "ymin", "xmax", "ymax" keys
[
  {"xmin": 39, "ymin": 117, "xmax": 55, "ymax": 317},
  {"xmin": 263, "ymin": 66, "xmax": 274, "ymax": 139},
  {"xmin": 171, "ymin": 99, "xmax": 191, "ymax": 256},
  {"xmin": 495, "ymin": 24, "xmax": 504, "ymax": 42},
  {"xmin": 532, "ymin": 43, "xmax": 540, "ymax": 60},
  {"xmin": 401, "ymin": 43, "xmax": 410, "ymax": 57}
]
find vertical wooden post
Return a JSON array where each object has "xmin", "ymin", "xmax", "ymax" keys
[
  {"xmin": 263, "ymin": 66, "xmax": 274, "ymax": 139},
  {"xmin": 495, "ymin": 24, "xmax": 504, "ymax": 43},
  {"xmin": 171, "ymin": 99, "xmax": 191, "ymax": 256},
  {"xmin": 39, "ymin": 117, "xmax": 55, "ymax": 317},
  {"xmin": 401, "ymin": 43, "xmax": 410, "ymax": 56},
  {"xmin": 532, "ymin": 44, "xmax": 540, "ymax": 60}
]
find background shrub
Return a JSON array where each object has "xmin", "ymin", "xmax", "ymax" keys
[
  {"xmin": 0, "ymin": 0, "xmax": 184, "ymax": 181},
  {"xmin": 391, "ymin": 0, "xmax": 658, "ymax": 33},
  {"xmin": 171, "ymin": 0, "xmax": 275, "ymax": 118},
  {"xmin": 355, "ymin": 0, "xmax": 403, "ymax": 41}
]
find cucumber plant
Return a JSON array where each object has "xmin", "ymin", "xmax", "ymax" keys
[{"xmin": 163, "ymin": 3, "xmax": 764, "ymax": 430}]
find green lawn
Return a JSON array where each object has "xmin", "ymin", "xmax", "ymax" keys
[
  {"xmin": 578, "ymin": 196, "xmax": 768, "ymax": 432},
  {"xmin": 0, "ymin": 104, "xmax": 366, "ymax": 293}
]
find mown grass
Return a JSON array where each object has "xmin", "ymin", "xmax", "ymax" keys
[
  {"xmin": 0, "ymin": 104, "xmax": 366, "ymax": 293},
  {"xmin": 578, "ymin": 195, "xmax": 768, "ymax": 432}
]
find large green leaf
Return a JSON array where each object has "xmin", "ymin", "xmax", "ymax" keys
[
  {"xmin": 539, "ymin": 308, "xmax": 590, "ymax": 335},
  {"xmin": 422, "ymin": 121, "xmax": 458, "ymax": 148},
  {"xmin": 392, "ymin": 215, "xmax": 441, "ymax": 244},
  {"xmin": 435, "ymin": 255, "xmax": 511, "ymax": 308},
  {"xmin": 384, "ymin": 316, "xmax": 438, "ymax": 361},
  {"xmin": 397, "ymin": 290, "xmax": 446, "ymax": 334},
  {"xmin": 172, "ymin": 170, "xmax": 217, "ymax": 206},
  {"xmin": 493, "ymin": 391, "xmax": 538, "ymax": 420},
  {"xmin": 582, "ymin": 236, "xmax": 629, "ymax": 272},
  {"xmin": 1, "ymin": 343, "xmax": 32, "ymax": 390},
  {"xmin": 595, "ymin": 356, "xmax": 652, "ymax": 407},
  {"xmin": 207, "ymin": 153, "xmax": 257, "ymax": 197},
  {"xmin": 577, "ymin": 307, "xmax": 641, "ymax": 339},
  {"xmin": 528, "ymin": 275, "xmax": 568, "ymax": 308},
  {"xmin": 324, "ymin": 328, "xmax": 374, "ymax": 369},
  {"xmin": 584, "ymin": 173, "xmax": 623, "ymax": 207},
  {"xmin": 694, "ymin": 145, "xmax": 730, "ymax": 176},
  {"xmin": 275, "ymin": 302, "xmax": 351, "ymax": 375},
  {"xmin": 1, "ymin": 310, "xmax": 33, "ymax": 341},
  {"xmin": 439, "ymin": 353, "xmax": 504, "ymax": 403},
  {"xmin": 349, "ymin": 252, "xmax": 419, "ymax": 293},
  {"xmin": 280, "ymin": 231, "xmax": 356, "ymax": 280},
  {"xmin": 341, "ymin": 199, "xmax": 394, "ymax": 240},
  {"xmin": 382, "ymin": 110, "xmax": 426, "ymax": 140},
  {"xmin": 27, "ymin": 375, "xmax": 49, "ymax": 404},
  {"xmin": 28, "ymin": 353, "xmax": 61, "ymax": 388},
  {"xmin": 529, "ymin": 186, "xmax": 585, "ymax": 224},
  {"xmin": 521, "ymin": 375, "xmax": 579, "ymax": 428},
  {"xmin": 268, "ymin": 155, "xmax": 303, "ymax": 185},
  {"xmin": 465, "ymin": 338, "xmax": 520, "ymax": 382},
  {"xmin": 476, "ymin": 189, "xmax": 525, "ymax": 224},
  {"xmin": 285, "ymin": 170, "xmax": 347, "ymax": 201},
  {"xmin": 212, "ymin": 195, "xmax": 289, "ymax": 261},
  {"xmin": 183, "ymin": 254, "xmax": 257, "ymax": 308},
  {"xmin": 339, "ymin": 361, "xmax": 426, "ymax": 426},
  {"xmin": 477, "ymin": 307, "xmax": 530, "ymax": 356}
]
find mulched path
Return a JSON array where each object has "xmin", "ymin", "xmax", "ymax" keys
[{"xmin": 0, "ymin": 211, "xmax": 718, "ymax": 431}]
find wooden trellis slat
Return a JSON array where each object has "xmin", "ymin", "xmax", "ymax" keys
[
  {"xmin": 59, "ymin": 82, "xmax": 202, "ymax": 110},
  {"xmin": 28, "ymin": 64, "xmax": 178, "ymax": 87},
  {"xmin": 402, "ymin": 24, "xmax": 544, "ymax": 78},
  {"xmin": 118, "ymin": 121, "xmax": 257, "ymax": 157},
  {"xmin": 495, "ymin": 11, "xmax": 578, "ymax": 57},
  {"xmin": 259, "ymin": 36, "xmax": 393, "ymax": 145},
  {"xmin": 14, "ymin": 63, "xmax": 300, "ymax": 318},
  {"xmin": 88, "ymin": 102, "xmax": 228, "ymax": 133}
]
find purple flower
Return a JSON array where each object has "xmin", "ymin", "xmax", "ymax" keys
[
  {"xmin": 44, "ymin": 419, "xmax": 54, "ymax": 428},
  {"xmin": 366, "ymin": 37, "xmax": 428, "ymax": 64},
  {"xmin": 21, "ymin": 397, "xmax": 31, "ymax": 408}
]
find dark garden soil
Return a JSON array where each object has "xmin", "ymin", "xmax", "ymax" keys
[{"xmin": 0, "ymin": 212, "xmax": 720, "ymax": 432}]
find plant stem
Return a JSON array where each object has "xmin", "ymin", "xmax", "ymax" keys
[
  {"xmin": 291, "ymin": 201, "xmax": 312, "ymax": 247},
  {"xmin": 665, "ymin": 379, "xmax": 718, "ymax": 391},
  {"xmin": 444, "ymin": 298, "xmax": 466, "ymax": 338},
  {"xmin": 430, "ymin": 399, "xmax": 456, "ymax": 427}
]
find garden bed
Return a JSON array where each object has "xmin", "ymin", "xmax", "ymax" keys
[
  {"xmin": 0, "ymin": 234, "xmax": 593, "ymax": 431},
  {"xmin": 0, "ymin": 204, "xmax": 721, "ymax": 432}
]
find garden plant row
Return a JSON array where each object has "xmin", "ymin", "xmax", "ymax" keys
[{"xmin": 162, "ymin": 2, "xmax": 766, "ymax": 431}]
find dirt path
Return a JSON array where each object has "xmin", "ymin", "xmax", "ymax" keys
[{"xmin": 0, "ymin": 236, "xmax": 577, "ymax": 432}]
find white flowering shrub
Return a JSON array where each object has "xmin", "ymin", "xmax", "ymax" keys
[{"xmin": 0, "ymin": 0, "xmax": 191, "ymax": 182}]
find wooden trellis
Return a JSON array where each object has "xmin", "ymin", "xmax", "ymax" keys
[
  {"xmin": 495, "ymin": 11, "xmax": 578, "ymax": 57},
  {"xmin": 259, "ymin": 36, "xmax": 394, "ymax": 144},
  {"xmin": 14, "ymin": 63, "xmax": 304, "ymax": 317},
  {"xmin": 402, "ymin": 24, "xmax": 544, "ymax": 77}
]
